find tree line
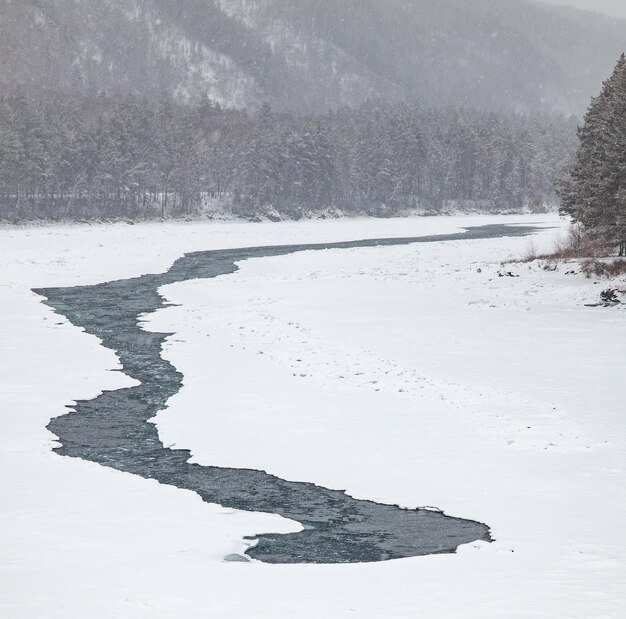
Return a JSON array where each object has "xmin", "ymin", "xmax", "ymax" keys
[{"xmin": 0, "ymin": 92, "xmax": 578, "ymax": 221}]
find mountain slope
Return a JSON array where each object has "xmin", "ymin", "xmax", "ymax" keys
[{"xmin": 1, "ymin": 0, "xmax": 624, "ymax": 114}]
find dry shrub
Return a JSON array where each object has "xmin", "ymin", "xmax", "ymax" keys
[
  {"xmin": 549, "ymin": 225, "xmax": 612, "ymax": 260},
  {"xmin": 518, "ymin": 225, "xmax": 612, "ymax": 263},
  {"xmin": 522, "ymin": 238, "xmax": 538, "ymax": 262},
  {"xmin": 580, "ymin": 258, "xmax": 626, "ymax": 279}
]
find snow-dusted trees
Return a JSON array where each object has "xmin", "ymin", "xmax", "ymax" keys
[
  {"xmin": 0, "ymin": 93, "xmax": 577, "ymax": 221},
  {"xmin": 558, "ymin": 55, "xmax": 626, "ymax": 254},
  {"xmin": 229, "ymin": 104, "xmax": 576, "ymax": 218}
]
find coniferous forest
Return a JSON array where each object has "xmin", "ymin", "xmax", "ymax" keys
[{"xmin": 0, "ymin": 93, "xmax": 577, "ymax": 221}]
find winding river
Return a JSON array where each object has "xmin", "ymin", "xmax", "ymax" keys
[{"xmin": 35, "ymin": 224, "xmax": 539, "ymax": 564}]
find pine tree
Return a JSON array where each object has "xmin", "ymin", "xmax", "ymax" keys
[{"xmin": 557, "ymin": 54, "xmax": 626, "ymax": 253}]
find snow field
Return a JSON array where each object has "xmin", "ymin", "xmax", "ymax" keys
[{"xmin": 2, "ymin": 215, "xmax": 625, "ymax": 617}]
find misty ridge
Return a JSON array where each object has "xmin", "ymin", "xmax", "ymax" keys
[{"xmin": 0, "ymin": 0, "xmax": 623, "ymax": 221}]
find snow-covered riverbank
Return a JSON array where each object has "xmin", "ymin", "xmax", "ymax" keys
[{"xmin": 2, "ymin": 215, "xmax": 625, "ymax": 617}]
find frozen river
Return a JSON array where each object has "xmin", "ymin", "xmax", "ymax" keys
[{"xmin": 36, "ymin": 224, "xmax": 540, "ymax": 564}]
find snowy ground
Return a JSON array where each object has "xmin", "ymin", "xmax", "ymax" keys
[{"xmin": 1, "ymin": 215, "xmax": 625, "ymax": 618}]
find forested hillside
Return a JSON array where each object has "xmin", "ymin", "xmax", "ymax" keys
[
  {"xmin": 0, "ymin": 93, "xmax": 577, "ymax": 221},
  {"xmin": 1, "ymin": 0, "xmax": 625, "ymax": 115}
]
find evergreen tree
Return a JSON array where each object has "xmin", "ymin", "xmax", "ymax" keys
[{"xmin": 558, "ymin": 54, "xmax": 626, "ymax": 254}]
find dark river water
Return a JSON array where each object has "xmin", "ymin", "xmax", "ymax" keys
[{"xmin": 35, "ymin": 224, "xmax": 540, "ymax": 563}]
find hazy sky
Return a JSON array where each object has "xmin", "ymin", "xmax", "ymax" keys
[{"xmin": 540, "ymin": 0, "xmax": 626, "ymax": 19}]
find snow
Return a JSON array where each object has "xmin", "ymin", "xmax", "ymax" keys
[{"xmin": 1, "ymin": 214, "xmax": 625, "ymax": 617}]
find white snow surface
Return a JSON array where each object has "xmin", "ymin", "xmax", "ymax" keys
[{"xmin": 1, "ymin": 215, "xmax": 625, "ymax": 618}]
